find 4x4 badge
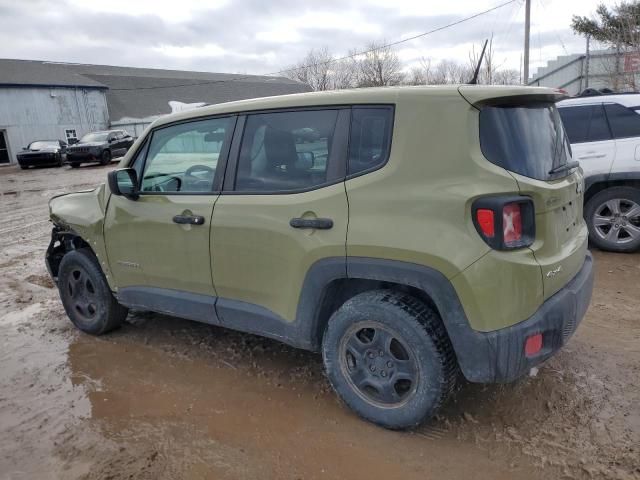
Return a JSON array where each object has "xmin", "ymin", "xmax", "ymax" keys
[{"xmin": 546, "ymin": 265, "xmax": 563, "ymax": 278}]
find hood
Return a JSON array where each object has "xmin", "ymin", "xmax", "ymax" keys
[
  {"xmin": 49, "ymin": 184, "xmax": 106, "ymax": 229},
  {"xmin": 21, "ymin": 147, "xmax": 59, "ymax": 154}
]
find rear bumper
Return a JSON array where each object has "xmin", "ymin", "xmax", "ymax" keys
[{"xmin": 458, "ymin": 252, "xmax": 594, "ymax": 383}]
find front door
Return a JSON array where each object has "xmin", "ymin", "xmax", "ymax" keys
[
  {"xmin": 0, "ymin": 131, "xmax": 10, "ymax": 164},
  {"xmin": 211, "ymin": 109, "xmax": 350, "ymax": 325},
  {"xmin": 104, "ymin": 115, "xmax": 236, "ymax": 321}
]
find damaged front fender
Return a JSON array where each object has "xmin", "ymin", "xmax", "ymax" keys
[{"xmin": 46, "ymin": 183, "xmax": 115, "ymax": 289}]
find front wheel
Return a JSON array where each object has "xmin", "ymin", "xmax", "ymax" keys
[
  {"xmin": 322, "ymin": 290, "xmax": 457, "ymax": 429},
  {"xmin": 585, "ymin": 187, "xmax": 640, "ymax": 253},
  {"xmin": 100, "ymin": 150, "xmax": 111, "ymax": 165},
  {"xmin": 57, "ymin": 249, "xmax": 128, "ymax": 335}
]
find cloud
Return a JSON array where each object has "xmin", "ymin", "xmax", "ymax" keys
[{"xmin": 0, "ymin": 0, "xmax": 598, "ymax": 76}]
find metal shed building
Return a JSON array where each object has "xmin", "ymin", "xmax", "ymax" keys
[{"xmin": 0, "ymin": 59, "xmax": 310, "ymax": 165}]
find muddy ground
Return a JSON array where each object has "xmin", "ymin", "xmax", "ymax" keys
[{"xmin": 0, "ymin": 163, "xmax": 638, "ymax": 480}]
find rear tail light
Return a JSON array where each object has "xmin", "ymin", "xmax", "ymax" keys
[
  {"xmin": 473, "ymin": 196, "xmax": 535, "ymax": 250},
  {"xmin": 476, "ymin": 209, "xmax": 495, "ymax": 238},
  {"xmin": 502, "ymin": 202, "xmax": 522, "ymax": 246}
]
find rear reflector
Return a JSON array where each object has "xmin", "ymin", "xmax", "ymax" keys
[
  {"xmin": 476, "ymin": 209, "xmax": 495, "ymax": 238},
  {"xmin": 525, "ymin": 333, "xmax": 543, "ymax": 357},
  {"xmin": 502, "ymin": 202, "xmax": 523, "ymax": 245}
]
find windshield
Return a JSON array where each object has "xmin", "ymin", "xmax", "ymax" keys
[
  {"xmin": 79, "ymin": 132, "xmax": 109, "ymax": 143},
  {"xmin": 479, "ymin": 102, "xmax": 572, "ymax": 181},
  {"xmin": 28, "ymin": 141, "xmax": 59, "ymax": 150}
]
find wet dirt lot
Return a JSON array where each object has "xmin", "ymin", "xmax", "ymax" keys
[{"xmin": 0, "ymin": 164, "xmax": 638, "ymax": 480}]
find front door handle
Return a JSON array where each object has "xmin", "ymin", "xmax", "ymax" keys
[
  {"xmin": 289, "ymin": 217, "xmax": 333, "ymax": 229},
  {"xmin": 173, "ymin": 214, "xmax": 205, "ymax": 225}
]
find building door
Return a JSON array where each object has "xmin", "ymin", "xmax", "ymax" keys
[{"xmin": 0, "ymin": 131, "xmax": 10, "ymax": 164}]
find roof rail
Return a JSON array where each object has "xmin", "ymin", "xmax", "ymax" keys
[{"xmin": 576, "ymin": 87, "xmax": 638, "ymax": 97}]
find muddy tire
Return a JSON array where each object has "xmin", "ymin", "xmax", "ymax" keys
[
  {"xmin": 585, "ymin": 187, "xmax": 640, "ymax": 253},
  {"xmin": 100, "ymin": 150, "xmax": 111, "ymax": 165},
  {"xmin": 57, "ymin": 249, "xmax": 128, "ymax": 335},
  {"xmin": 322, "ymin": 290, "xmax": 457, "ymax": 430}
]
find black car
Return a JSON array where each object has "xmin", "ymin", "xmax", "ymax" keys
[
  {"xmin": 65, "ymin": 130, "xmax": 134, "ymax": 167},
  {"xmin": 17, "ymin": 140, "xmax": 67, "ymax": 169}
]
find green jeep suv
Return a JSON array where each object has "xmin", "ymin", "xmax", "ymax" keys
[{"xmin": 46, "ymin": 86, "xmax": 593, "ymax": 429}]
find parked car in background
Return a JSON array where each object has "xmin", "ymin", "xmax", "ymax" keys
[
  {"xmin": 558, "ymin": 93, "xmax": 640, "ymax": 252},
  {"xmin": 65, "ymin": 130, "xmax": 134, "ymax": 168},
  {"xmin": 17, "ymin": 140, "xmax": 67, "ymax": 169}
]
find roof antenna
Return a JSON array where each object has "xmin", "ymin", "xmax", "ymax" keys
[{"xmin": 469, "ymin": 39, "xmax": 489, "ymax": 85}]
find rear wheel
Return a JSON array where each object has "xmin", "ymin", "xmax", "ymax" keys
[
  {"xmin": 100, "ymin": 150, "xmax": 111, "ymax": 165},
  {"xmin": 585, "ymin": 187, "xmax": 640, "ymax": 253},
  {"xmin": 322, "ymin": 290, "xmax": 457, "ymax": 429},
  {"xmin": 58, "ymin": 249, "xmax": 128, "ymax": 335}
]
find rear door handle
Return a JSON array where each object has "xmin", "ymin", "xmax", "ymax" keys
[
  {"xmin": 289, "ymin": 217, "xmax": 333, "ymax": 229},
  {"xmin": 173, "ymin": 214, "xmax": 205, "ymax": 225}
]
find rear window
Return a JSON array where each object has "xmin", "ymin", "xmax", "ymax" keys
[{"xmin": 479, "ymin": 102, "xmax": 572, "ymax": 181}]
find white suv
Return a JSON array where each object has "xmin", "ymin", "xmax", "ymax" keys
[{"xmin": 558, "ymin": 93, "xmax": 640, "ymax": 252}]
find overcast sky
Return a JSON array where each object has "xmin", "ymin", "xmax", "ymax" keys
[{"xmin": 0, "ymin": 0, "xmax": 607, "ymax": 78}]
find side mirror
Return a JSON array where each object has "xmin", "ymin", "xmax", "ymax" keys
[
  {"xmin": 108, "ymin": 168, "xmax": 139, "ymax": 200},
  {"xmin": 22, "ymin": 147, "xmax": 28, "ymax": 151},
  {"xmin": 68, "ymin": 138, "xmax": 78, "ymax": 145},
  {"xmin": 108, "ymin": 137, "xmax": 116, "ymax": 143}
]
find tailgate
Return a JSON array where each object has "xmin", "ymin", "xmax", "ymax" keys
[{"xmin": 516, "ymin": 169, "xmax": 589, "ymax": 299}]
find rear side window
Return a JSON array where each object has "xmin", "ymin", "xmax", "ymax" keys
[
  {"xmin": 604, "ymin": 103, "xmax": 640, "ymax": 139},
  {"xmin": 235, "ymin": 109, "xmax": 338, "ymax": 192},
  {"xmin": 479, "ymin": 102, "xmax": 572, "ymax": 181},
  {"xmin": 348, "ymin": 107, "xmax": 393, "ymax": 176},
  {"xmin": 559, "ymin": 105, "xmax": 611, "ymax": 143}
]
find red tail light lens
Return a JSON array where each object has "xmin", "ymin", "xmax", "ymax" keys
[
  {"xmin": 502, "ymin": 203, "xmax": 522, "ymax": 245},
  {"xmin": 476, "ymin": 209, "xmax": 495, "ymax": 238}
]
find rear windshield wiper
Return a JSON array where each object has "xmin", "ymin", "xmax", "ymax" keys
[{"xmin": 548, "ymin": 161, "xmax": 580, "ymax": 175}]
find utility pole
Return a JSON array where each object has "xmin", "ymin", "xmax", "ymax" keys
[
  {"xmin": 523, "ymin": 0, "xmax": 531, "ymax": 84},
  {"xmin": 585, "ymin": 35, "xmax": 590, "ymax": 89}
]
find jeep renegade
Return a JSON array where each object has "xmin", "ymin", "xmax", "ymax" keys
[{"xmin": 46, "ymin": 86, "xmax": 594, "ymax": 429}]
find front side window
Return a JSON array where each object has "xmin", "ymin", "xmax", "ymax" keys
[
  {"xmin": 604, "ymin": 103, "xmax": 640, "ymax": 139},
  {"xmin": 235, "ymin": 110, "xmax": 339, "ymax": 192},
  {"xmin": 140, "ymin": 117, "xmax": 233, "ymax": 193},
  {"xmin": 348, "ymin": 107, "xmax": 393, "ymax": 176},
  {"xmin": 480, "ymin": 102, "xmax": 572, "ymax": 181}
]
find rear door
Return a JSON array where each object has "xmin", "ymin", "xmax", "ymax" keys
[
  {"xmin": 603, "ymin": 102, "xmax": 640, "ymax": 174},
  {"xmin": 104, "ymin": 115, "xmax": 236, "ymax": 320},
  {"xmin": 210, "ymin": 108, "xmax": 349, "ymax": 326},
  {"xmin": 558, "ymin": 104, "xmax": 615, "ymax": 177}
]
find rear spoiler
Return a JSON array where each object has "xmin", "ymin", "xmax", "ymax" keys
[{"xmin": 457, "ymin": 85, "xmax": 568, "ymax": 108}]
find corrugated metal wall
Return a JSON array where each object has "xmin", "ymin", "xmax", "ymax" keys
[{"xmin": 0, "ymin": 87, "xmax": 109, "ymax": 164}]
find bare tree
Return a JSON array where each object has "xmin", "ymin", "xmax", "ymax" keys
[
  {"xmin": 356, "ymin": 42, "xmax": 404, "ymax": 87},
  {"xmin": 283, "ymin": 47, "xmax": 356, "ymax": 91},
  {"xmin": 283, "ymin": 47, "xmax": 333, "ymax": 91}
]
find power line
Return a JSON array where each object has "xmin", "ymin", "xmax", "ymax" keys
[{"xmin": 111, "ymin": 0, "xmax": 518, "ymax": 92}]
